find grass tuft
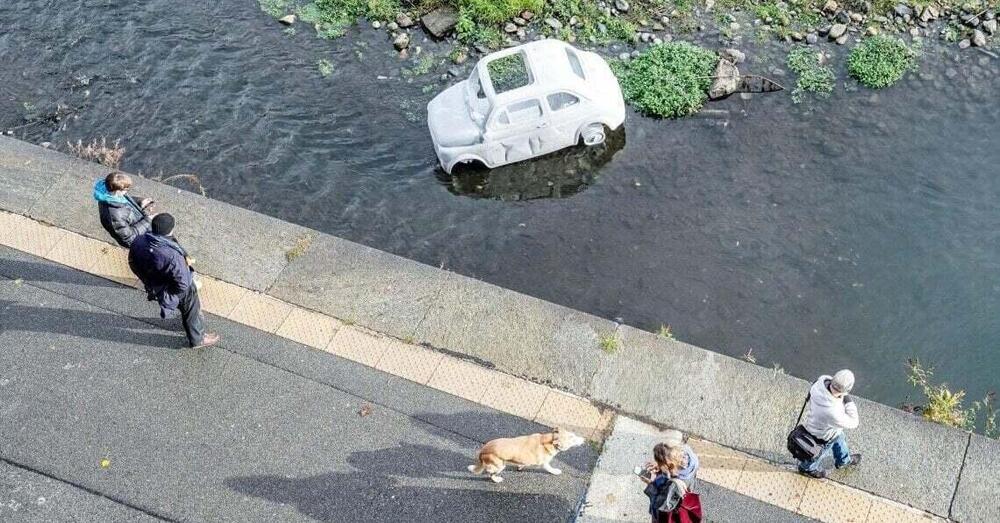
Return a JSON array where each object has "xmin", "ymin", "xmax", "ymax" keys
[
  {"xmin": 848, "ymin": 35, "xmax": 918, "ymax": 89},
  {"xmin": 612, "ymin": 42, "xmax": 718, "ymax": 118},
  {"xmin": 904, "ymin": 359, "xmax": 998, "ymax": 435},
  {"xmin": 598, "ymin": 332, "xmax": 621, "ymax": 354},
  {"xmin": 787, "ymin": 46, "xmax": 834, "ymax": 103},
  {"xmin": 657, "ymin": 324, "xmax": 675, "ymax": 340},
  {"xmin": 67, "ymin": 137, "xmax": 125, "ymax": 168},
  {"xmin": 286, "ymin": 233, "xmax": 314, "ymax": 262}
]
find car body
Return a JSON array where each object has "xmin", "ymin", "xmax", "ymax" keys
[{"xmin": 427, "ymin": 39, "xmax": 626, "ymax": 174}]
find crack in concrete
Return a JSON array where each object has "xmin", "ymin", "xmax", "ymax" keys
[{"xmin": 947, "ymin": 431, "xmax": 973, "ymax": 519}]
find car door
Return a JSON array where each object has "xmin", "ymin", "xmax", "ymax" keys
[
  {"xmin": 483, "ymin": 98, "xmax": 556, "ymax": 165},
  {"xmin": 545, "ymin": 91, "xmax": 586, "ymax": 150}
]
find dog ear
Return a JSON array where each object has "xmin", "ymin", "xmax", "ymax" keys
[{"xmin": 553, "ymin": 427, "xmax": 562, "ymax": 434}]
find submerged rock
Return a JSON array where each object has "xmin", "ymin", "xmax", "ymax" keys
[
  {"xmin": 719, "ymin": 48, "xmax": 746, "ymax": 64},
  {"xmin": 828, "ymin": 23, "xmax": 847, "ymax": 39},
  {"xmin": 708, "ymin": 56, "xmax": 740, "ymax": 100},
  {"xmin": 393, "ymin": 32, "xmax": 410, "ymax": 50},
  {"xmin": 396, "ymin": 13, "xmax": 415, "ymax": 28},
  {"xmin": 972, "ymin": 29, "xmax": 987, "ymax": 47},
  {"xmin": 278, "ymin": 14, "xmax": 296, "ymax": 25}
]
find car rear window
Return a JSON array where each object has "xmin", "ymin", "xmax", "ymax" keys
[
  {"xmin": 566, "ymin": 49, "xmax": 585, "ymax": 79},
  {"xmin": 487, "ymin": 52, "xmax": 532, "ymax": 94}
]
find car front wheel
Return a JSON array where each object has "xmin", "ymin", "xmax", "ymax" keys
[{"xmin": 580, "ymin": 124, "xmax": 606, "ymax": 146}]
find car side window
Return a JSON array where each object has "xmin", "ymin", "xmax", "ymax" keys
[{"xmin": 547, "ymin": 92, "xmax": 580, "ymax": 111}]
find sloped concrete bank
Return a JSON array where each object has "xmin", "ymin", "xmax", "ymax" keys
[{"xmin": 1, "ymin": 136, "xmax": 996, "ymax": 521}]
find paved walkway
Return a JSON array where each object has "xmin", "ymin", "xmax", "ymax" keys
[{"xmin": 0, "ymin": 212, "xmax": 946, "ymax": 522}]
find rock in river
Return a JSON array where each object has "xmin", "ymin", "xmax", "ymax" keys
[
  {"xmin": 278, "ymin": 14, "xmax": 296, "ymax": 25},
  {"xmin": 393, "ymin": 32, "xmax": 410, "ymax": 50},
  {"xmin": 828, "ymin": 23, "xmax": 847, "ymax": 39},
  {"xmin": 708, "ymin": 56, "xmax": 740, "ymax": 100},
  {"xmin": 421, "ymin": 6, "xmax": 459, "ymax": 38},
  {"xmin": 972, "ymin": 29, "xmax": 987, "ymax": 47},
  {"xmin": 615, "ymin": 0, "xmax": 631, "ymax": 13},
  {"xmin": 396, "ymin": 13, "xmax": 414, "ymax": 28}
]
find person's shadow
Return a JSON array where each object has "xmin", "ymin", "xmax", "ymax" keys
[
  {"xmin": 0, "ymin": 257, "xmax": 120, "ymax": 287},
  {"xmin": 225, "ymin": 444, "xmax": 580, "ymax": 522},
  {"xmin": 0, "ymin": 299, "xmax": 184, "ymax": 348}
]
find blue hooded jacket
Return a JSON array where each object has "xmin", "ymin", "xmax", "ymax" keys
[
  {"xmin": 128, "ymin": 232, "xmax": 192, "ymax": 318},
  {"xmin": 94, "ymin": 179, "xmax": 151, "ymax": 247}
]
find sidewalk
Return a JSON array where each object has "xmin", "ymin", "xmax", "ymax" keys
[
  {"xmin": 0, "ymin": 218, "xmax": 946, "ymax": 522},
  {"xmin": 0, "ymin": 246, "xmax": 594, "ymax": 522}
]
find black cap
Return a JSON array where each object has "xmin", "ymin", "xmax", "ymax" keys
[{"xmin": 152, "ymin": 213, "xmax": 175, "ymax": 236}]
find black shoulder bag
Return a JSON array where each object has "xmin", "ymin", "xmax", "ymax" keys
[{"xmin": 786, "ymin": 393, "xmax": 825, "ymax": 461}]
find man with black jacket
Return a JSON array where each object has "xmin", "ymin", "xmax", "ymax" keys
[
  {"xmin": 94, "ymin": 171, "xmax": 153, "ymax": 247},
  {"xmin": 129, "ymin": 214, "xmax": 220, "ymax": 349}
]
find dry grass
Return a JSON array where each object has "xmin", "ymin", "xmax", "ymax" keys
[
  {"xmin": 156, "ymin": 174, "xmax": 208, "ymax": 197},
  {"xmin": 286, "ymin": 233, "xmax": 314, "ymax": 262},
  {"xmin": 67, "ymin": 137, "xmax": 125, "ymax": 168}
]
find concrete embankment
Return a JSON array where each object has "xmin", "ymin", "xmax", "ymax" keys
[{"xmin": 1, "ymin": 135, "xmax": 996, "ymax": 521}]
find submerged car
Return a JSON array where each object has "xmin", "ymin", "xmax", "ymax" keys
[{"xmin": 427, "ymin": 39, "xmax": 626, "ymax": 174}]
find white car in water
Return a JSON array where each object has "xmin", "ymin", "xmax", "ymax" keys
[{"xmin": 427, "ymin": 39, "xmax": 625, "ymax": 174}]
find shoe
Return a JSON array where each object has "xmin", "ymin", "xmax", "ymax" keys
[
  {"xmin": 837, "ymin": 454, "xmax": 862, "ymax": 469},
  {"xmin": 799, "ymin": 468, "xmax": 828, "ymax": 479},
  {"xmin": 191, "ymin": 332, "xmax": 220, "ymax": 349}
]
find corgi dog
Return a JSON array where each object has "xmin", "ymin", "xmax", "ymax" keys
[{"xmin": 467, "ymin": 428, "xmax": 586, "ymax": 483}]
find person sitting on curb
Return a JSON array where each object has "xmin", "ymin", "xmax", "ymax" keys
[
  {"xmin": 94, "ymin": 171, "xmax": 154, "ymax": 248},
  {"xmin": 129, "ymin": 213, "xmax": 219, "ymax": 349},
  {"xmin": 798, "ymin": 369, "xmax": 862, "ymax": 479}
]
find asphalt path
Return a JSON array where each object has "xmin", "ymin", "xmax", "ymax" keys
[{"xmin": 0, "ymin": 246, "xmax": 596, "ymax": 522}]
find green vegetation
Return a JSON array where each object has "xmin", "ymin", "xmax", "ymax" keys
[
  {"xmin": 487, "ymin": 53, "xmax": 531, "ymax": 92},
  {"xmin": 457, "ymin": 0, "xmax": 542, "ymax": 24},
  {"xmin": 316, "ymin": 58, "xmax": 334, "ymax": 77},
  {"xmin": 848, "ymin": 35, "xmax": 918, "ymax": 89},
  {"xmin": 657, "ymin": 324, "xmax": 675, "ymax": 340},
  {"xmin": 285, "ymin": 233, "xmax": 314, "ymax": 262},
  {"xmin": 547, "ymin": 0, "xmax": 637, "ymax": 43},
  {"xmin": 786, "ymin": 46, "xmax": 834, "ymax": 103},
  {"xmin": 907, "ymin": 359, "xmax": 998, "ymax": 437},
  {"xmin": 598, "ymin": 332, "xmax": 622, "ymax": 354},
  {"xmin": 403, "ymin": 53, "xmax": 438, "ymax": 77},
  {"xmin": 612, "ymin": 42, "xmax": 718, "ymax": 118}
]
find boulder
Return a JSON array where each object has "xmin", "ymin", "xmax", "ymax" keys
[
  {"xmin": 823, "ymin": 0, "xmax": 839, "ymax": 13},
  {"xmin": 504, "ymin": 22, "xmax": 518, "ymax": 33},
  {"xmin": 719, "ymin": 48, "xmax": 746, "ymax": 64},
  {"xmin": 421, "ymin": 6, "xmax": 459, "ymax": 38},
  {"xmin": 521, "ymin": 10, "xmax": 535, "ymax": 21},
  {"xmin": 972, "ymin": 29, "xmax": 987, "ymax": 47},
  {"xmin": 806, "ymin": 32, "xmax": 819, "ymax": 44},
  {"xmin": 850, "ymin": 12, "xmax": 864, "ymax": 22},
  {"xmin": 708, "ymin": 57, "xmax": 740, "ymax": 100},
  {"xmin": 983, "ymin": 19, "xmax": 998, "ymax": 35},
  {"xmin": 393, "ymin": 32, "xmax": 410, "ymax": 50},
  {"xmin": 513, "ymin": 16, "xmax": 528, "ymax": 26},
  {"xmin": 958, "ymin": 38, "xmax": 971, "ymax": 49},
  {"xmin": 546, "ymin": 17, "xmax": 563, "ymax": 30},
  {"xmin": 615, "ymin": 0, "xmax": 631, "ymax": 13},
  {"xmin": 396, "ymin": 13, "xmax": 415, "ymax": 28},
  {"xmin": 828, "ymin": 23, "xmax": 848, "ymax": 39},
  {"xmin": 836, "ymin": 34, "xmax": 849, "ymax": 44},
  {"xmin": 278, "ymin": 14, "xmax": 296, "ymax": 25},
  {"xmin": 893, "ymin": 4, "xmax": 912, "ymax": 17}
]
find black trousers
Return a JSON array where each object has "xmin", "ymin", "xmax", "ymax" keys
[{"xmin": 178, "ymin": 284, "xmax": 206, "ymax": 347}]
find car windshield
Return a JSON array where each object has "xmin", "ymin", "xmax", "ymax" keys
[{"xmin": 465, "ymin": 66, "xmax": 490, "ymax": 127}]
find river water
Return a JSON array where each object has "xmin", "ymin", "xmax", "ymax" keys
[{"xmin": 2, "ymin": 0, "xmax": 999, "ymax": 407}]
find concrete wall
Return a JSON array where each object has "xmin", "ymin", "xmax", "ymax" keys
[{"xmin": 2, "ymin": 135, "xmax": 994, "ymax": 520}]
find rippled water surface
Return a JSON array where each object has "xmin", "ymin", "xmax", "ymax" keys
[{"xmin": 3, "ymin": 0, "xmax": 999, "ymax": 406}]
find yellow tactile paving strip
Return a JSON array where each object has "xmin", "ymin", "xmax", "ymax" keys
[{"xmin": 0, "ymin": 211, "xmax": 945, "ymax": 523}]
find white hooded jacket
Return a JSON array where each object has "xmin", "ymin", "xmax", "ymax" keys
[{"xmin": 803, "ymin": 375, "xmax": 859, "ymax": 441}]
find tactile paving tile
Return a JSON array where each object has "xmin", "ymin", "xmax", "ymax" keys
[
  {"xmin": 865, "ymin": 498, "xmax": 943, "ymax": 523},
  {"xmin": 735, "ymin": 459, "xmax": 810, "ymax": 513},
  {"xmin": 197, "ymin": 276, "xmax": 248, "ymax": 318},
  {"xmin": 798, "ymin": 479, "xmax": 874, "ymax": 523},
  {"xmin": 590, "ymin": 408, "xmax": 617, "ymax": 441},
  {"xmin": 275, "ymin": 306, "xmax": 341, "ymax": 350},
  {"xmin": 228, "ymin": 291, "xmax": 293, "ymax": 333},
  {"xmin": 479, "ymin": 372, "xmax": 550, "ymax": 421},
  {"xmin": 427, "ymin": 357, "xmax": 495, "ymax": 403},
  {"xmin": 534, "ymin": 390, "xmax": 603, "ymax": 438},
  {"xmin": 691, "ymin": 439, "xmax": 749, "ymax": 491},
  {"xmin": 46, "ymin": 231, "xmax": 102, "ymax": 272},
  {"xmin": 375, "ymin": 338, "xmax": 443, "ymax": 384},
  {"xmin": 325, "ymin": 326, "xmax": 391, "ymax": 367},
  {"xmin": 89, "ymin": 244, "xmax": 138, "ymax": 286},
  {"xmin": 0, "ymin": 212, "xmax": 64, "ymax": 257}
]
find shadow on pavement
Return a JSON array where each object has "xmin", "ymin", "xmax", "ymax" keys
[
  {"xmin": 0, "ymin": 299, "xmax": 184, "ymax": 348},
  {"xmin": 225, "ymin": 444, "xmax": 575, "ymax": 522},
  {"xmin": 0, "ymin": 257, "xmax": 121, "ymax": 287}
]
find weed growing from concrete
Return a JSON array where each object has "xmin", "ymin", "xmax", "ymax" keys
[
  {"xmin": 286, "ymin": 233, "xmax": 314, "ymax": 262},
  {"xmin": 905, "ymin": 359, "xmax": 979, "ymax": 431},
  {"xmin": 67, "ymin": 137, "xmax": 125, "ymax": 169},
  {"xmin": 787, "ymin": 46, "xmax": 834, "ymax": 103},
  {"xmin": 658, "ymin": 324, "xmax": 675, "ymax": 340},
  {"xmin": 598, "ymin": 332, "xmax": 621, "ymax": 354},
  {"xmin": 848, "ymin": 35, "xmax": 917, "ymax": 89},
  {"xmin": 611, "ymin": 42, "xmax": 717, "ymax": 118}
]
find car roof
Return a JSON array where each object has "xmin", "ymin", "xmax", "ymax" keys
[{"xmin": 478, "ymin": 40, "xmax": 592, "ymax": 105}]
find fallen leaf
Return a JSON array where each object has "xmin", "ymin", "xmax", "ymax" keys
[
  {"xmin": 358, "ymin": 403, "xmax": 373, "ymax": 417},
  {"xmin": 100, "ymin": 458, "xmax": 111, "ymax": 469}
]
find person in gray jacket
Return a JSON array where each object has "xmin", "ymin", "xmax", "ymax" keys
[{"xmin": 798, "ymin": 369, "xmax": 862, "ymax": 478}]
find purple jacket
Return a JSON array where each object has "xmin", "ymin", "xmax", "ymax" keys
[{"xmin": 128, "ymin": 232, "xmax": 192, "ymax": 317}]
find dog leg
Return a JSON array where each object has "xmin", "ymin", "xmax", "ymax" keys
[
  {"xmin": 467, "ymin": 463, "xmax": 485, "ymax": 475},
  {"xmin": 488, "ymin": 463, "xmax": 506, "ymax": 483},
  {"xmin": 542, "ymin": 462, "xmax": 562, "ymax": 476},
  {"xmin": 489, "ymin": 474, "xmax": 504, "ymax": 483}
]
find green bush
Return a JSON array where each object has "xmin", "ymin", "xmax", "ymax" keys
[
  {"xmin": 612, "ymin": 42, "xmax": 718, "ymax": 118},
  {"xmin": 261, "ymin": 0, "xmax": 401, "ymax": 38},
  {"xmin": 786, "ymin": 46, "xmax": 835, "ymax": 103},
  {"xmin": 457, "ymin": 0, "xmax": 543, "ymax": 24},
  {"xmin": 848, "ymin": 35, "xmax": 917, "ymax": 89}
]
